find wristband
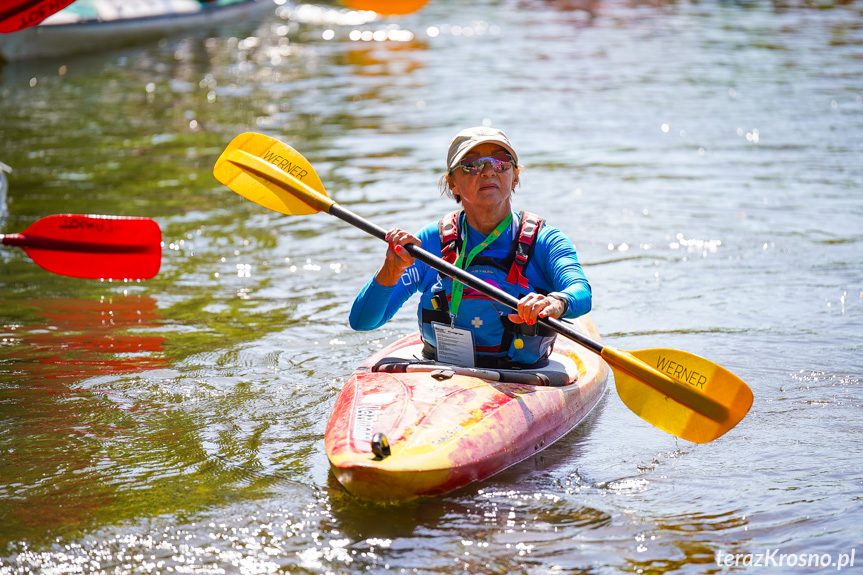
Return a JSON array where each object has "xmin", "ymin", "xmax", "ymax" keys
[{"xmin": 547, "ymin": 292, "xmax": 569, "ymax": 316}]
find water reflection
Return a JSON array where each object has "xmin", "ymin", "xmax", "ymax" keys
[
  {"xmin": 0, "ymin": 296, "xmax": 167, "ymax": 380},
  {"xmin": 522, "ymin": 0, "xmax": 599, "ymax": 17},
  {"xmin": 0, "ymin": 296, "xmax": 168, "ymax": 544},
  {"xmin": 0, "ymin": 294, "xmax": 322, "ymax": 549}
]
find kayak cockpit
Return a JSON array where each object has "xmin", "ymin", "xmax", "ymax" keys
[{"xmin": 365, "ymin": 340, "xmax": 577, "ymax": 387}]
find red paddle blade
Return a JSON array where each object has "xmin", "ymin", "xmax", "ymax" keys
[
  {"xmin": 2, "ymin": 214, "xmax": 162, "ymax": 280},
  {"xmin": 0, "ymin": 0, "xmax": 77, "ymax": 33}
]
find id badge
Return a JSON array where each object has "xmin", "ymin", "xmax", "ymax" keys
[{"xmin": 432, "ymin": 322, "xmax": 475, "ymax": 367}]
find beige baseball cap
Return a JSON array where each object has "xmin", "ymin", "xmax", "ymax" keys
[{"xmin": 446, "ymin": 126, "xmax": 518, "ymax": 172}]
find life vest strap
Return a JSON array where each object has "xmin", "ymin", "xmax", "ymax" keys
[
  {"xmin": 438, "ymin": 210, "xmax": 545, "ymax": 285},
  {"xmin": 438, "ymin": 209, "xmax": 462, "ymax": 265},
  {"xmin": 505, "ymin": 211, "xmax": 545, "ymax": 289}
]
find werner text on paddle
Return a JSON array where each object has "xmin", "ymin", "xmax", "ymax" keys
[
  {"xmin": 261, "ymin": 150, "xmax": 308, "ymax": 181},
  {"xmin": 655, "ymin": 355, "xmax": 707, "ymax": 389}
]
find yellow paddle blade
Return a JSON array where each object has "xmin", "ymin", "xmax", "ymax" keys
[
  {"xmin": 213, "ymin": 132, "xmax": 334, "ymax": 216},
  {"xmin": 605, "ymin": 347, "xmax": 753, "ymax": 443},
  {"xmin": 341, "ymin": 0, "xmax": 430, "ymax": 15}
]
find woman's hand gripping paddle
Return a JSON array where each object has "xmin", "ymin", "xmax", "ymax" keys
[
  {"xmin": 214, "ymin": 132, "xmax": 753, "ymax": 443},
  {"xmin": 1, "ymin": 214, "xmax": 161, "ymax": 280}
]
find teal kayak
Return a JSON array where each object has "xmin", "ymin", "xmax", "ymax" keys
[{"xmin": 0, "ymin": 0, "xmax": 275, "ymax": 62}]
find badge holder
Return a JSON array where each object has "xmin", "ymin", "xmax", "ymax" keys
[{"xmin": 432, "ymin": 322, "xmax": 475, "ymax": 367}]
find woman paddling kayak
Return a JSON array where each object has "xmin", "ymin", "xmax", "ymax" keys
[{"xmin": 349, "ymin": 126, "xmax": 592, "ymax": 369}]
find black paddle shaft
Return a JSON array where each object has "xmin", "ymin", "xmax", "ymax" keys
[{"xmin": 329, "ymin": 204, "xmax": 605, "ymax": 355}]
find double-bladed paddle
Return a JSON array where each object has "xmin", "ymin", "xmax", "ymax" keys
[
  {"xmin": 0, "ymin": 0, "xmax": 77, "ymax": 33},
  {"xmin": 214, "ymin": 132, "xmax": 753, "ymax": 443},
  {"xmin": 1, "ymin": 214, "xmax": 162, "ymax": 280}
]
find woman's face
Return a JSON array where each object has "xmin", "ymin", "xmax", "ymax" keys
[{"xmin": 449, "ymin": 143, "xmax": 519, "ymax": 213}]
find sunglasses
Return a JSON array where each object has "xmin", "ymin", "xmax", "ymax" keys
[{"xmin": 451, "ymin": 152, "xmax": 514, "ymax": 175}]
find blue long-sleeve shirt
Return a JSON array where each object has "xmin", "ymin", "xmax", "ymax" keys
[{"xmin": 349, "ymin": 212, "xmax": 591, "ymax": 331}]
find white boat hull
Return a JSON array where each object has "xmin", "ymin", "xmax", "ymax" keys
[{"xmin": 0, "ymin": 0, "xmax": 275, "ymax": 61}]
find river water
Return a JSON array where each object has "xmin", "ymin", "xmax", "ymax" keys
[{"xmin": 1, "ymin": 0, "xmax": 861, "ymax": 573}]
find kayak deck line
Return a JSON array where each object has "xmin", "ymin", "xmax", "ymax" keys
[{"xmin": 369, "ymin": 356, "xmax": 575, "ymax": 387}]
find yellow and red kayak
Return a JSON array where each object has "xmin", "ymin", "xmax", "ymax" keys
[{"xmin": 325, "ymin": 314, "xmax": 609, "ymax": 500}]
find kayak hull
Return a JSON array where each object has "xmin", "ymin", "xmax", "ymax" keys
[
  {"xmin": 0, "ymin": 0, "xmax": 274, "ymax": 61},
  {"xmin": 325, "ymin": 315, "xmax": 609, "ymax": 500}
]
